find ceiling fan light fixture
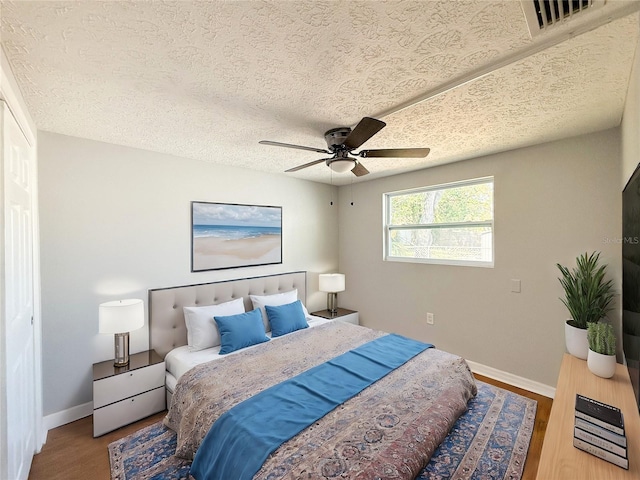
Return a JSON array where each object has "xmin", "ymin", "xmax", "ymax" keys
[
  {"xmin": 328, "ymin": 159, "xmax": 356, "ymax": 173},
  {"xmin": 261, "ymin": 117, "xmax": 429, "ymax": 178}
]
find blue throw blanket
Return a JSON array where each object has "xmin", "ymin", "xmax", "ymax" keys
[{"xmin": 190, "ymin": 333, "xmax": 433, "ymax": 480}]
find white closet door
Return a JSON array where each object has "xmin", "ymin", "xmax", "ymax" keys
[{"xmin": 2, "ymin": 101, "xmax": 36, "ymax": 480}]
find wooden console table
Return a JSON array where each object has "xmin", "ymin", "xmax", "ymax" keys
[{"xmin": 536, "ymin": 353, "xmax": 640, "ymax": 479}]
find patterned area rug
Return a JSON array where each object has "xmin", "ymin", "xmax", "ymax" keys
[{"xmin": 108, "ymin": 381, "xmax": 537, "ymax": 480}]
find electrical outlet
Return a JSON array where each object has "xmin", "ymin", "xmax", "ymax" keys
[{"xmin": 427, "ymin": 312, "xmax": 434, "ymax": 325}]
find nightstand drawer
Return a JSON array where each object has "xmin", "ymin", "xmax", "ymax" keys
[
  {"xmin": 93, "ymin": 362, "xmax": 164, "ymax": 408},
  {"xmin": 337, "ymin": 312, "xmax": 359, "ymax": 325},
  {"xmin": 93, "ymin": 386, "xmax": 164, "ymax": 437}
]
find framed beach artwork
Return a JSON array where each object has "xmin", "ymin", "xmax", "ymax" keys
[{"xmin": 191, "ymin": 201, "xmax": 282, "ymax": 272}]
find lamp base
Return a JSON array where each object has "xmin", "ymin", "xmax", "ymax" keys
[
  {"xmin": 114, "ymin": 332, "xmax": 130, "ymax": 367},
  {"xmin": 326, "ymin": 292, "xmax": 338, "ymax": 315}
]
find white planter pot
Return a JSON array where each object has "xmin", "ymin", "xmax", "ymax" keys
[
  {"xmin": 587, "ymin": 349, "xmax": 617, "ymax": 378},
  {"xmin": 565, "ymin": 321, "xmax": 588, "ymax": 360}
]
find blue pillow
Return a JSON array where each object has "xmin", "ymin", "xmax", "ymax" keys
[
  {"xmin": 214, "ymin": 308, "xmax": 269, "ymax": 354},
  {"xmin": 265, "ymin": 300, "xmax": 309, "ymax": 337}
]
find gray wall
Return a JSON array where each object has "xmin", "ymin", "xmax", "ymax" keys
[
  {"xmin": 337, "ymin": 128, "xmax": 622, "ymax": 389},
  {"xmin": 622, "ymin": 28, "xmax": 640, "ymax": 186},
  {"xmin": 38, "ymin": 125, "xmax": 628, "ymax": 416},
  {"xmin": 38, "ymin": 132, "xmax": 340, "ymax": 416}
]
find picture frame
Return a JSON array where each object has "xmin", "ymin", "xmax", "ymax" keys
[{"xmin": 191, "ymin": 201, "xmax": 282, "ymax": 272}]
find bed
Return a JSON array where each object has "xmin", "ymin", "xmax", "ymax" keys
[{"xmin": 149, "ymin": 271, "xmax": 477, "ymax": 480}]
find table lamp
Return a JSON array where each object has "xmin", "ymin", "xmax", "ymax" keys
[
  {"xmin": 99, "ymin": 298, "xmax": 144, "ymax": 366},
  {"xmin": 319, "ymin": 273, "xmax": 345, "ymax": 315}
]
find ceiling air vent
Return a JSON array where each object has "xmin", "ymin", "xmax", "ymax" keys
[{"xmin": 521, "ymin": 0, "xmax": 605, "ymax": 36}]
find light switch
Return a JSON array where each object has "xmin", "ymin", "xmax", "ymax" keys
[{"xmin": 511, "ymin": 279, "xmax": 521, "ymax": 293}]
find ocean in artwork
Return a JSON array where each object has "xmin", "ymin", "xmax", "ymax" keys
[{"xmin": 193, "ymin": 224, "xmax": 281, "ymax": 240}]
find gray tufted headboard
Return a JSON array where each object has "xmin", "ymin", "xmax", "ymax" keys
[{"xmin": 148, "ymin": 271, "xmax": 307, "ymax": 358}]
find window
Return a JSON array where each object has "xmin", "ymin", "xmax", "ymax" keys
[{"xmin": 384, "ymin": 177, "xmax": 494, "ymax": 267}]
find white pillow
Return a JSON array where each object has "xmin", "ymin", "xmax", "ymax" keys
[
  {"xmin": 250, "ymin": 289, "xmax": 309, "ymax": 332},
  {"xmin": 183, "ymin": 298, "xmax": 245, "ymax": 351}
]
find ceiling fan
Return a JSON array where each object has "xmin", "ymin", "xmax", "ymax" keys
[{"xmin": 259, "ymin": 117, "xmax": 430, "ymax": 177}]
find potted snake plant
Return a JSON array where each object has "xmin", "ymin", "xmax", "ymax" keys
[
  {"xmin": 587, "ymin": 322, "xmax": 617, "ymax": 378},
  {"xmin": 557, "ymin": 252, "xmax": 615, "ymax": 359}
]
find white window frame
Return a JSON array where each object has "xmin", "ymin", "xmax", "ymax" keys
[{"xmin": 384, "ymin": 177, "xmax": 494, "ymax": 268}]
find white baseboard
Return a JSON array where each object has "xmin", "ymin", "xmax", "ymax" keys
[
  {"xmin": 43, "ymin": 401, "xmax": 93, "ymax": 432},
  {"xmin": 467, "ymin": 360, "xmax": 556, "ymax": 399}
]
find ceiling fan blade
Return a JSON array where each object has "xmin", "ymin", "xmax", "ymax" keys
[
  {"xmin": 351, "ymin": 162, "xmax": 369, "ymax": 177},
  {"xmin": 343, "ymin": 117, "xmax": 386, "ymax": 149},
  {"xmin": 285, "ymin": 158, "xmax": 330, "ymax": 172},
  {"xmin": 358, "ymin": 148, "xmax": 430, "ymax": 158},
  {"xmin": 259, "ymin": 140, "xmax": 331, "ymax": 154}
]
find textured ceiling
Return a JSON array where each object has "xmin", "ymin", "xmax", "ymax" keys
[{"xmin": 1, "ymin": 0, "xmax": 639, "ymax": 185}]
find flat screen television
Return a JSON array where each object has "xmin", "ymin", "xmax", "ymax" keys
[{"xmin": 623, "ymin": 163, "xmax": 640, "ymax": 411}]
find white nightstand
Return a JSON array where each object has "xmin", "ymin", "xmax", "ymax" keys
[
  {"xmin": 310, "ymin": 308, "xmax": 359, "ymax": 325},
  {"xmin": 92, "ymin": 349, "xmax": 165, "ymax": 437}
]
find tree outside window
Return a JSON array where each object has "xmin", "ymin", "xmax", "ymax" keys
[{"xmin": 385, "ymin": 178, "xmax": 494, "ymax": 266}]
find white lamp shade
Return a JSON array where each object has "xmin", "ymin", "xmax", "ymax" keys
[
  {"xmin": 329, "ymin": 159, "xmax": 355, "ymax": 173},
  {"xmin": 319, "ymin": 273, "xmax": 346, "ymax": 293},
  {"xmin": 99, "ymin": 299, "xmax": 145, "ymax": 334}
]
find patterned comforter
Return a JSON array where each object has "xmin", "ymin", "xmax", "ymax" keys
[{"xmin": 164, "ymin": 321, "xmax": 477, "ymax": 479}]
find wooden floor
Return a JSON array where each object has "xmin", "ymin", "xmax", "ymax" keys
[{"xmin": 28, "ymin": 374, "xmax": 552, "ymax": 480}]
